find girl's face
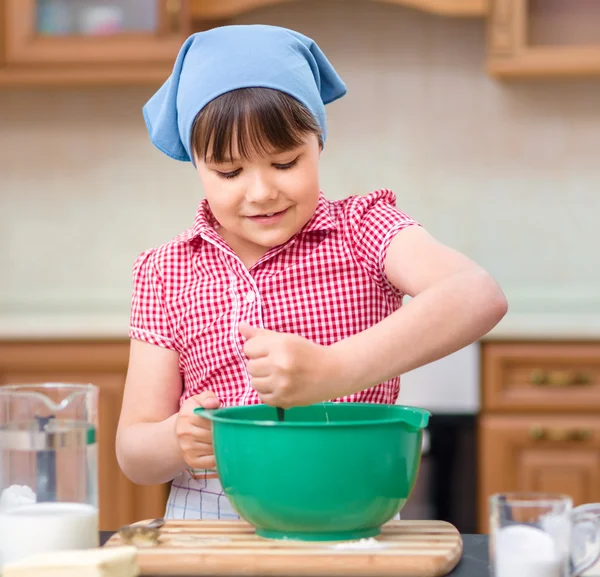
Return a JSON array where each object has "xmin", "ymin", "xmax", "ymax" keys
[{"xmin": 196, "ymin": 133, "xmax": 321, "ymax": 268}]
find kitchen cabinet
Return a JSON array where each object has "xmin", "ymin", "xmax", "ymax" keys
[
  {"xmin": 3, "ymin": 0, "xmax": 599, "ymax": 86},
  {"xmin": 478, "ymin": 341, "xmax": 600, "ymax": 533},
  {"xmin": 488, "ymin": 0, "xmax": 600, "ymax": 77},
  {"xmin": 189, "ymin": 0, "xmax": 489, "ymax": 20},
  {"xmin": 0, "ymin": 340, "xmax": 169, "ymax": 531},
  {"xmin": 0, "ymin": 0, "xmax": 190, "ymax": 86}
]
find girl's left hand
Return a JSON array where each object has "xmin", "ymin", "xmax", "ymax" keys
[{"xmin": 239, "ymin": 321, "xmax": 340, "ymax": 408}]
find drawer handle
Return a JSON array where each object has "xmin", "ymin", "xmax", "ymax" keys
[
  {"xmin": 530, "ymin": 369, "xmax": 592, "ymax": 387},
  {"xmin": 529, "ymin": 426, "xmax": 591, "ymax": 442}
]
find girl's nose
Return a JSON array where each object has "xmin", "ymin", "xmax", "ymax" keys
[{"xmin": 246, "ymin": 173, "xmax": 278, "ymax": 204}]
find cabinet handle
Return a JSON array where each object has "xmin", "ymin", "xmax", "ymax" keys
[
  {"xmin": 530, "ymin": 369, "xmax": 592, "ymax": 387},
  {"xmin": 529, "ymin": 426, "xmax": 591, "ymax": 442}
]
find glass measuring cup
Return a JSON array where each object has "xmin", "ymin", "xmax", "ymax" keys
[
  {"xmin": 490, "ymin": 493, "xmax": 600, "ymax": 577},
  {"xmin": 0, "ymin": 383, "xmax": 99, "ymax": 567},
  {"xmin": 573, "ymin": 503, "xmax": 600, "ymax": 576}
]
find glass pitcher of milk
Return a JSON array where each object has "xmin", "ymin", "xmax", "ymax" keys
[
  {"xmin": 490, "ymin": 493, "xmax": 600, "ymax": 577},
  {"xmin": 0, "ymin": 383, "xmax": 99, "ymax": 567}
]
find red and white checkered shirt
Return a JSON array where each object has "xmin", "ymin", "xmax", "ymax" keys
[{"xmin": 129, "ymin": 189, "xmax": 418, "ymax": 407}]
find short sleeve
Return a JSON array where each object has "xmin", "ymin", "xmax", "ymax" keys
[
  {"xmin": 345, "ymin": 189, "xmax": 420, "ymax": 292},
  {"xmin": 129, "ymin": 249, "xmax": 176, "ymax": 350}
]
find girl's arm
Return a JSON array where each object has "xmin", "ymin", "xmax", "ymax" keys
[
  {"xmin": 328, "ymin": 225, "xmax": 507, "ymax": 395},
  {"xmin": 241, "ymin": 225, "xmax": 507, "ymax": 407},
  {"xmin": 116, "ymin": 339, "xmax": 186, "ymax": 485}
]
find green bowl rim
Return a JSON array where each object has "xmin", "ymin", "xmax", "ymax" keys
[{"xmin": 194, "ymin": 402, "xmax": 430, "ymax": 429}]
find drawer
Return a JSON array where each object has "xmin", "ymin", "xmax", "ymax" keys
[
  {"xmin": 478, "ymin": 413, "xmax": 600, "ymax": 532},
  {"xmin": 482, "ymin": 342, "xmax": 600, "ymax": 412}
]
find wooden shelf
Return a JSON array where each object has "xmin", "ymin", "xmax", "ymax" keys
[
  {"xmin": 190, "ymin": 0, "xmax": 489, "ymax": 21},
  {"xmin": 379, "ymin": 0, "xmax": 488, "ymax": 16},
  {"xmin": 488, "ymin": 48, "xmax": 600, "ymax": 78},
  {"xmin": 0, "ymin": 64, "xmax": 174, "ymax": 88}
]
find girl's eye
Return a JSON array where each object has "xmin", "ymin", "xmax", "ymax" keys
[
  {"xmin": 216, "ymin": 169, "xmax": 242, "ymax": 179},
  {"xmin": 273, "ymin": 158, "xmax": 298, "ymax": 170}
]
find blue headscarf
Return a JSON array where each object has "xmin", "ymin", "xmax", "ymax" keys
[{"xmin": 143, "ymin": 24, "xmax": 347, "ymax": 164}]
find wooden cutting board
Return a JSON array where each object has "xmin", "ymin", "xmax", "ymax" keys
[{"xmin": 104, "ymin": 519, "xmax": 463, "ymax": 576}]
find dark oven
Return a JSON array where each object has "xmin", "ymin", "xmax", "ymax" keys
[{"xmin": 401, "ymin": 413, "xmax": 478, "ymax": 534}]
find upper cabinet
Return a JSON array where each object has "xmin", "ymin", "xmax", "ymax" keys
[
  {"xmin": 0, "ymin": 0, "xmax": 189, "ymax": 86},
  {"xmin": 488, "ymin": 0, "xmax": 600, "ymax": 77},
  {"xmin": 2, "ymin": 0, "xmax": 600, "ymax": 85}
]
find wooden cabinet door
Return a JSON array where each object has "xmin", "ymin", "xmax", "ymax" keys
[
  {"xmin": 0, "ymin": 341, "xmax": 169, "ymax": 531},
  {"xmin": 478, "ymin": 414, "xmax": 600, "ymax": 532}
]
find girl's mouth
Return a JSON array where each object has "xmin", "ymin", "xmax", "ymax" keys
[{"xmin": 248, "ymin": 208, "xmax": 289, "ymax": 224}]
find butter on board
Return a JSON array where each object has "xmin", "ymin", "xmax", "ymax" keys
[{"xmin": 2, "ymin": 546, "xmax": 139, "ymax": 577}]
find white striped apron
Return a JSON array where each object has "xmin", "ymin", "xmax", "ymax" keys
[{"xmin": 164, "ymin": 469, "xmax": 401, "ymax": 521}]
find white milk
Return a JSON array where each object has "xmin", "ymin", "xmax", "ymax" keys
[
  {"xmin": 494, "ymin": 524, "xmax": 565, "ymax": 577},
  {"xmin": 0, "ymin": 502, "xmax": 99, "ymax": 568}
]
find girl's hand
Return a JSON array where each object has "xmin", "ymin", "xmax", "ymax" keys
[
  {"xmin": 175, "ymin": 391, "xmax": 220, "ymax": 470},
  {"xmin": 239, "ymin": 322, "xmax": 340, "ymax": 408}
]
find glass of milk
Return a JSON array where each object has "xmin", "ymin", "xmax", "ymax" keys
[
  {"xmin": 490, "ymin": 493, "xmax": 600, "ymax": 577},
  {"xmin": 0, "ymin": 383, "xmax": 99, "ymax": 568}
]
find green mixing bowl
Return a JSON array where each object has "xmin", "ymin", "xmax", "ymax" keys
[{"xmin": 194, "ymin": 402, "xmax": 430, "ymax": 541}]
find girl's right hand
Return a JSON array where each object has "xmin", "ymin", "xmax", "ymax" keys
[{"xmin": 175, "ymin": 391, "xmax": 220, "ymax": 470}]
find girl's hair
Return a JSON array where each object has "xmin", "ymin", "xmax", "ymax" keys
[{"xmin": 191, "ymin": 87, "xmax": 323, "ymax": 164}]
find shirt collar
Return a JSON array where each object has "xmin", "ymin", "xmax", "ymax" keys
[
  {"xmin": 186, "ymin": 191, "xmax": 337, "ymax": 242},
  {"xmin": 190, "ymin": 198, "xmax": 219, "ymax": 239},
  {"xmin": 301, "ymin": 192, "xmax": 337, "ymax": 233}
]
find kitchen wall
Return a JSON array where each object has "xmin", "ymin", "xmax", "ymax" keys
[{"xmin": 2, "ymin": 0, "xmax": 600, "ymax": 340}]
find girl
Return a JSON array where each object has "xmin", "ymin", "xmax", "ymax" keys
[{"xmin": 116, "ymin": 24, "xmax": 507, "ymax": 520}]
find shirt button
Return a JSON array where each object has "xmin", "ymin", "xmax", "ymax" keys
[{"xmin": 245, "ymin": 291, "xmax": 256, "ymax": 304}]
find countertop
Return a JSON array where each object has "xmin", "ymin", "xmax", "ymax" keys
[
  {"xmin": 2, "ymin": 311, "xmax": 600, "ymax": 341},
  {"xmin": 99, "ymin": 532, "xmax": 490, "ymax": 576},
  {"xmin": 483, "ymin": 312, "xmax": 600, "ymax": 340}
]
